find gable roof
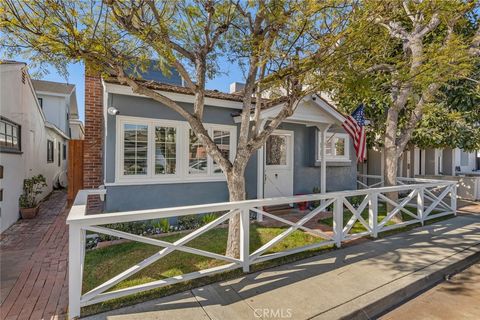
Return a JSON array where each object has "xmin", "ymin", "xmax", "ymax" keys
[{"xmin": 31, "ymin": 79, "xmax": 75, "ymax": 95}]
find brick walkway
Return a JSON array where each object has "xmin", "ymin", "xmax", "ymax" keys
[{"xmin": 1, "ymin": 191, "xmax": 69, "ymax": 320}]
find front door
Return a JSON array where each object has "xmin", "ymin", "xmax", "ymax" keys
[{"xmin": 264, "ymin": 130, "xmax": 294, "ymax": 198}]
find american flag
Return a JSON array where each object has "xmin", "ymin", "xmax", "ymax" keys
[{"xmin": 342, "ymin": 104, "xmax": 367, "ymax": 163}]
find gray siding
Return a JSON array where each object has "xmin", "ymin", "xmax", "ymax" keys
[
  {"xmin": 105, "ymin": 93, "xmax": 257, "ymax": 212},
  {"xmin": 277, "ymin": 123, "xmax": 356, "ymax": 194},
  {"xmin": 104, "ymin": 93, "xmax": 356, "ymax": 212}
]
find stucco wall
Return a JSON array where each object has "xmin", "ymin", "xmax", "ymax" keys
[{"xmin": 0, "ymin": 65, "xmax": 68, "ymax": 232}]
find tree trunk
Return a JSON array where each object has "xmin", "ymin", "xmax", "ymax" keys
[
  {"xmin": 384, "ymin": 108, "xmax": 402, "ymax": 223},
  {"xmin": 225, "ymin": 168, "xmax": 246, "ymax": 258}
]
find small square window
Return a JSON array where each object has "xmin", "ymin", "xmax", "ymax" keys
[{"xmin": 318, "ymin": 132, "xmax": 350, "ymax": 162}]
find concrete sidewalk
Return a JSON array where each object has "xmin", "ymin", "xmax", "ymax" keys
[{"xmin": 84, "ymin": 214, "xmax": 480, "ymax": 320}]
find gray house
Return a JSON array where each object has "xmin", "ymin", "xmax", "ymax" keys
[{"xmin": 84, "ymin": 68, "xmax": 357, "ymax": 213}]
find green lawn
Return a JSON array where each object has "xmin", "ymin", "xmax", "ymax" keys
[{"xmin": 82, "ymin": 224, "xmax": 332, "ymax": 316}]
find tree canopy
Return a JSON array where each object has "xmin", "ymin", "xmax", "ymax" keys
[{"xmin": 324, "ymin": 0, "xmax": 480, "ymax": 153}]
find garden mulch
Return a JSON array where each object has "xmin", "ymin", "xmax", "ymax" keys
[{"xmin": 1, "ymin": 190, "xmax": 69, "ymax": 320}]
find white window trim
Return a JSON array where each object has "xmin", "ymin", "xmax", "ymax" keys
[
  {"xmin": 115, "ymin": 115, "xmax": 236, "ymax": 184},
  {"xmin": 317, "ymin": 132, "xmax": 350, "ymax": 162}
]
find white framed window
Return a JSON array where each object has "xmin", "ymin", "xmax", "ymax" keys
[
  {"xmin": 116, "ymin": 116, "xmax": 236, "ymax": 183},
  {"xmin": 317, "ymin": 132, "xmax": 350, "ymax": 162}
]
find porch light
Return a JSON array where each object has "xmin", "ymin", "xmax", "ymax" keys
[{"xmin": 107, "ymin": 107, "xmax": 120, "ymax": 116}]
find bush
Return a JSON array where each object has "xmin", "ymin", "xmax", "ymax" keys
[
  {"xmin": 19, "ymin": 174, "xmax": 47, "ymax": 208},
  {"xmin": 178, "ymin": 215, "xmax": 201, "ymax": 230},
  {"xmin": 202, "ymin": 213, "xmax": 218, "ymax": 224},
  {"xmin": 159, "ymin": 218, "xmax": 170, "ymax": 233}
]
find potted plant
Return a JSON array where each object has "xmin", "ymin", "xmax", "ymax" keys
[{"xmin": 19, "ymin": 174, "xmax": 47, "ymax": 219}]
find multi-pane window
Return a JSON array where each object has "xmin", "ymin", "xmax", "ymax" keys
[
  {"xmin": 117, "ymin": 118, "xmax": 236, "ymax": 182},
  {"xmin": 0, "ymin": 118, "xmax": 21, "ymax": 152},
  {"xmin": 123, "ymin": 124, "xmax": 148, "ymax": 175},
  {"xmin": 212, "ymin": 130, "xmax": 231, "ymax": 173},
  {"xmin": 318, "ymin": 132, "xmax": 350, "ymax": 161},
  {"xmin": 155, "ymin": 126, "xmax": 176, "ymax": 175},
  {"xmin": 189, "ymin": 130, "xmax": 208, "ymax": 174},
  {"xmin": 47, "ymin": 140, "xmax": 54, "ymax": 162}
]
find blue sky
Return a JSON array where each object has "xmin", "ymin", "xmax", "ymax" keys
[{"xmin": 32, "ymin": 59, "xmax": 244, "ymax": 123}]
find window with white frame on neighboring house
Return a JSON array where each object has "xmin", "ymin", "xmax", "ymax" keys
[
  {"xmin": 0, "ymin": 117, "xmax": 21, "ymax": 153},
  {"xmin": 317, "ymin": 132, "xmax": 350, "ymax": 161},
  {"xmin": 47, "ymin": 140, "xmax": 54, "ymax": 162},
  {"xmin": 63, "ymin": 144, "xmax": 67, "ymax": 160},
  {"xmin": 116, "ymin": 117, "xmax": 236, "ymax": 183}
]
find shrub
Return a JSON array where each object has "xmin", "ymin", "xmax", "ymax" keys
[
  {"xmin": 202, "ymin": 213, "xmax": 218, "ymax": 225},
  {"xmin": 178, "ymin": 215, "xmax": 200, "ymax": 230},
  {"xmin": 348, "ymin": 195, "xmax": 364, "ymax": 208},
  {"xmin": 159, "ymin": 218, "xmax": 170, "ymax": 233},
  {"xmin": 19, "ymin": 174, "xmax": 47, "ymax": 208}
]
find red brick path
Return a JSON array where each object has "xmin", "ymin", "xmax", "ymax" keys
[{"xmin": 1, "ymin": 191, "xmax": 69, "ymax": 320}]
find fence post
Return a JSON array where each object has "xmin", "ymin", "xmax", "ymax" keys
[
  {"xmin": 333, "ymin": 197, "xmax": 343, "ymax": 248},
  {"xmin": 451, "ymin": 183, "xmax": 457, "ymax": 216},
  {"xmin": 68, "ymin": 224, "xmax": 84, "ymax": 319},
  {"xmin": 240, "ymin": 208, "xmax": 250, "ymax": 272},
  {"xmin": 417, "ymin": 187, "xmax": 424, "ymax": 225},
  {"xmin": 368, "ymin": 193, "xmax": 378, "ymax": 238}
]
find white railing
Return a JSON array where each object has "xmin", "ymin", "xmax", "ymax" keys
[{"xmin": 67, "ymin": 178, "xmax": 457, "ymax": 319}]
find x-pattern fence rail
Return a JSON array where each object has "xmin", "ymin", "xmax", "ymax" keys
[{"xmin": 67, "ymin": 177, "xmax": 457, "ymax": 319}]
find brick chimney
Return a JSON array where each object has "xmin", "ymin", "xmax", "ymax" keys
[{"xmin": 83, "ymin": 66, "xmax": 104, "ymax": 189}]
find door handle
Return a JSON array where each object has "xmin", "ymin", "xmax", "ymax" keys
[{"xmin": 275, "ymin": 173, "xmax": 278, "ymax": 178}]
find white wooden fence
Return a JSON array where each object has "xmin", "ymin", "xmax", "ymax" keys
[{"xmin": 67, "ymin": 177, "xmax": 457, "ymax": 319}]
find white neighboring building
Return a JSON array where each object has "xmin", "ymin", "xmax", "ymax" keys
[
  {"xmin": 32, "ymin": 79, "xmax": 84, "ymax": 139},
  {"xmin": 0, "ymin": 62, "xmax": 74, "ymax": 232},
  {"xmin": 363, "ymin": 147, "xmax": 480, "ymax": 200}
]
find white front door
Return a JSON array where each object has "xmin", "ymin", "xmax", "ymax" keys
[{"xmin": 264, "ymin": 130, "xmax": 294, "ymax": 198}]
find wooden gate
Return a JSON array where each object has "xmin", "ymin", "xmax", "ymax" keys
[{"xmin": 67, "ymin": 140, "xmax": 84, "ymax": 203}]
